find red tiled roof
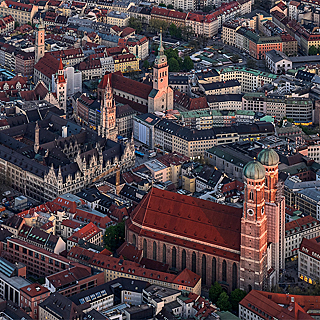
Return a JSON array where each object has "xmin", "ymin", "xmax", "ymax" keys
[
  {"xmin": 4, "ymin": 0, "xmax": 32, "ymax": 11},
  {"xmin": 174, "ymin": 90, "xmax": 208, "ymax": 110},
  {"xmin": 20, "ymin": 283, "xmax": 49, "ymax": 297},
  {"xmin": 116, "ymin": 241, "xmax": 142, "ymax": 263},
  {"xmin": 285, "ymin": 215, "xmax": 318, "ymax": 231},
  {"xmin": 34, "ymin": 54, "xmax": 60, "ymax": 79},
  {"xmin": 46, "ymin": 266, "xmax": 92, "ymax": 289},
  {"xmin": 100, "ymin": 72, "xmax": 152, "ymax": 100},
  {"xmin": 61, "ymin": 219, "xmax": 81, "ymax": 229},
  {"xmin": 240, "ymin": 290, "xmax": 317, "ymax": 319},
  {"xmin": 300, "ymin": 237, "xmax": 320, "ymax": 262},
  {"xmin": 120, "ymin": 27, "xmax": 135, "ymax": 37},
  {"xmin": 151, "ymin": 7, "xmax": 187, "ymax": 20},
  {"xmin": 68, "ymin": 246, "xmax": 201, "ymax": 288},
  {"xmin": 68, "ymin": 222, "xmax": 101, "ymax": 243},
  {"xmin": 127, "ymin": 187, "xmax": 242, "ymax": 259},
  {"xmin": 73, "ymin": 210, "xmax": 112, "ymax": 229}
]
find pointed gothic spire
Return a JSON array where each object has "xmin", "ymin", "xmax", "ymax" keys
[{"xmin": 158, "ymin": 27, "xmax": 164, "ymax": 57}]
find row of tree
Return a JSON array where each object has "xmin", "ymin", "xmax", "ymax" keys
[{"xmin": 209, "ymin": 282, "xmax": 247, "ymax": 313}]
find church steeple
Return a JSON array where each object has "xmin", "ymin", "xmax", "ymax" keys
[{"xmin": 35, "ymin": 18, "xmax": 45, "ymax": 64}]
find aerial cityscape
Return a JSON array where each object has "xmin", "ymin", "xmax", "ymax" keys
[{"xmin": 1, "ymin": 0, "xmax": 320, "ymax": 318}]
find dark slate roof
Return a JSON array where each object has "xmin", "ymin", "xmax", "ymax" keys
[
  {"xmin": 296, "ymin": 70, "xmax": 314, "ymax": 82},
  {"xmin": 206, "ymin": 94, "xmax": 243, "ymax": 103},
  {"xmin": 39, "ymin": 292, "xmax": 88, "ymax": 319},
  {"xmin": 196, "ymin": 69, "xmax": 219, "ymax": 80},
  {"xmin": 202, "ymin": 79, "xmax": 241, "ymax": 91},
  {"xmin": 119, "ymin": 184, "xmax": 146, "ymax": 203},
  {"xmin": 116, "ymin": 104, "xmax": 136, "ymax": 118},
  {"xmin": 169, "ymin": 75, "xmax": 188, "ymax": 85},
  {"xmin": 135, "ymin": 113, "xmax": 161, "ymax": 126}
]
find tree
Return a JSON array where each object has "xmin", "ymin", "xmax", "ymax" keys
[
  {"xmin": 104, "ymin": 221, "xmax": 125, "ymax": 252},
  {"xmin": 167, "ymin": 4, "xmax": 174, "ymax": 8},
  {"xmin": 168, "ymin": 57, "xmax": 180, "ymax": 71},
  {"xmin": 149, "ymin": 19, "xmax": 168, "ymax": 33},
  {"xmin": 165, "ymin": 48, "xmax": 179, "ymax": 60},
  {"xmin": 169, "ymin": 23, "xmax": 178, "ymax": 37},
  {"xmin": 128, "ymin": 17, "xmax": 142, "ymax": 33},
  {"xmin": 230, "ymin": 54, "xmax": 240, "ymax": 63},
  {"xmin": 143, "ymin": 60, "xmax": 150, "ymax": 69},
  {"xmin": 14, "ymin": 21, "xmax": 20, "ymax": 29},
  {"xmin": 182, "ymin": 56, "xmax": 194, "ymax": 71},
  {"xmin": 230, "ymin": 289, "xmax": 247, "ymax": 312},
  {"xmin": 159, "ymin": 2, "xmax": 166, "ymax": 6},
  {"xmin": 309, "ymin": 45, "xmax": 317, "ymax": 55},
  {"xmin": 209, "ymin": 282, "xmax": 223, "ymax": 304},
  {"xmin": 216, "ymin": 292, "xmax": 232, "ymax": 311},
  {"xmin": 246, "ymin": 58, "xmax": 257, "ymax": 69}
]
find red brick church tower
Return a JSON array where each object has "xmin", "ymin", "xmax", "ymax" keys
[
  {"xmin": 258, "ymin": 149, "xmax": 285, "ymax": 286},
  {"xmin": 98, "ymin": 74, "xmax": 118, "ymax": 141},
  {"xmin": 240, "ymin": 161, "xmax": 268, "ymax": 291}
]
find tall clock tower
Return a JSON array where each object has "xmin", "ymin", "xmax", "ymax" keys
[
  {"xmin": 240, "ymin": 161, "xmax": 268, "ymax": 292},
  {"xmin": 100, "ymin": 74, "xmax": 118, "ymax": 141},
  {"xmin": 35, "ymin": 19, "xmax": 45, "ymax": 64},
  {"xmin": 148, "ymin": 30, "xmax": 173, "ymax": 113},
  {"xmin": 56, "ymin": 58, "xmax": 67, "ymax": 112}
]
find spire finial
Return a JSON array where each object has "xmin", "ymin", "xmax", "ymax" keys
[{"xmin": 158, "ymin": 27, "xmax": 164, "ymax": 56}]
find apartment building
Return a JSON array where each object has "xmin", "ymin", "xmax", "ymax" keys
[
  {"xmin": 0, "ymin": 257, "xmax": 29, "ymax": 305},
  {"xmin": 113, "ymin": 53, "xmax": 139, "ymax": 72},
  {"xmin": 222, "ymin": 21, "xmax": 241, "ymax": 46},
  {"xmin": 116, "ymin": 104, "xmax": 136, "ymax": 138},
  {"xmin": 154, "ymin": 119, "xmax": 274, "ymax": 158},
  {"xmin": 15, "ymin": 51, "xmax": 34, "ymax": 76},
  {"xmin": 265, "ymin": 50, "xmax": 292, "ymax": 74},
  {"xmin": 0, "ymin": 15, "xmax": 14, "ymax": 34},
  {"xmin": 20, "ymin": 284, "xmax": 50, "ymax": 320},
  {"xmin": 5, "ymin": 238, "xmax": 75, "ymax": 277},
  {"xmin": 206, "ymin": 94, "xmax": 243, "ymax": 110},
  {"xmin": 126, "ymin": 35, "xmax": 149, "ymax": 60},
  {"xmin": 107, "ymin": 10, "xmax": 129, "ymax": 27},
  {"xmin": 0, "ymin": 0, "xmax": 37, "ymax": 24},
  {"xmin": 219, "ymin": 66, "xmax": 277, "ymax": 93},
  {"xmin": 150, "ymin": 7, "xmax": 187, "ymax": 28},
  {"xmin": 186, "ymin": 12, "xmax": 219, "ymax": 38},
  {"xmin": 295, "ymin": 188, "xmax": 320, "ymax": 220},
  {"xmin": 67, "ymin": 246, "xmax": 202, "ymax": 295},
  {"xmin": 286, "ymin": 215, "xmax": 320, "ymax": 260},
  {"xmin": 299, "ymin": 236, "xmax": 320, "ymax": 284},
  {"xmin": 242, "ymin": 93, "xmax": 313, "ymax": 123},
  {"xmin": 67, "ymin": 222, "xmax": 102, "ymax": 251},
  {"xmin": 200, "ymin": 80, "xmax": 241, "ymax": 95},
  {"xmin": 44, "ymin": 266, "xmax": 105, "ymax": 297}
]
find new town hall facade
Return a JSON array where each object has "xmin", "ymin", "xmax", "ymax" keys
[{"xmin": 126, "ymin": 149, "xmax": 285, "ymax": 292}]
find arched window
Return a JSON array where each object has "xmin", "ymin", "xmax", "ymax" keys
[
  {"xmin": 222, "ymin": 260, "xmax": 227, "ymax": 282},
  {"xmin": 143, "ymin": 239, "xmax": 147, "ymax": 258},
  {"xmin": 192, "ymin": 252, "xmax": 196, "ymax": 273},
  {"xmin": 248, "ymin": 284, "xmax": 252, "ymax": 292},
  {"xmin": 232, "ymin": 263, "xmax": 237, "ymax": 290},
  {"xmin": 153, "ymin": 242, "xmax": 157, "ymax": 260},
  {"xmin": 265, "ymin": 178, "xmax": 268, "ymax": 187},
  {"xmin": 212, "ymin": 257, "xmax": 216, "ymax": 284},
  {"xmin": 163, "ymin": 244, "xmax": 166, "ymax": 264},
  {"xmin": 202, "ymin": 255, "xmax": 207, "ymax": 285},
  {"xmin": 132, "ymin": 234, "xmax": 136, "ymax": 247},
  {"xmin": 172, "ymin": 247, "xmax": 177, "ymax": 269},
  {"xmin": 181, "ymin": 249, "xmax": 186, "ymax": 270},
  {"xmin": 249, "ymin": 191, "xmax": 253, "ymax": 201}
]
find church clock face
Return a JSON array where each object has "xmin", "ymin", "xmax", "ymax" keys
[
  {"xmin": 247, "ymin": 209, "xmax": 254, "ymax": 216},
  {"xmin": 160, "ymin": 79, "xmax": 163, "ymax": 82}
]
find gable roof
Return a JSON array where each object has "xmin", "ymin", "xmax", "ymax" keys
[{"xmin": 128, "ymin": 187, "xmax": 242, "ymax": 259}]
